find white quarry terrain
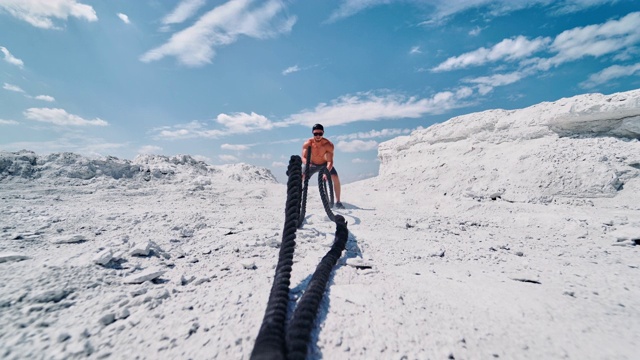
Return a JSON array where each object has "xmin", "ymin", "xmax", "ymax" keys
[{"xmin": 1, "ymin": 89, "xmax": 639, "ymax": 359}]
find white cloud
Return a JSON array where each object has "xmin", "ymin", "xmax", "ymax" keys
[
  {"xmin": 465, "ymin": 71, "xmax": 526, "ymax": 87},
  {"xmin": 35, "ymin": 94, "xmax": 55, "ymax": 102},
  {"xmin": 192, "ymin": 154, "xmax": 212, "ymax": 163},
  {"xmin": 0, "ymin": 46, "xmax": 24, "ymax": 68},
  {"xmin": 141, "ymin": 0, "xmax": 296, "ymax": 67},
  {"xmin": 337, "ymin": 139, "xmax": 378, "ymax": 153},
  {"xmin": 216, "ymin": 112, "xmax": 274, "ymax": 133},
  {"xmin": 352, "ymin": 158, "xmax": 367, "ymax": 163},
  {"xmin": 138, "ymin": 145, "xmax": 162, "ymax": 154},
  {"xmin": 0, "ymin": 118, "xmax": 19, "ymax": 125},
  {"xmin": 580, "ymin": 62, "xmax": 640, "ymax": 88},
  {"xmin": 3, "ymin": 83, "xmax": 25, "ymax": 93},
  {"xmin": 162, "ymin": 0, "xmax": 206, "ymax": 25},
  {"xmin": 409, "ymin": 46, "xmax": 421, "ymax": 55},
  {"xmin": 328, "ymin": 0, "xmax": 620, "ymax": 24},
  {"xmin": 247, "ymin": 153, "xmax": 272, "ymax": 159},
  {"xmin": 153, "ymin": 112, "xmax": 275, "ymax": 140},
  {"xmin": 469, "ymin": 26, "xmax": 483, "ymax": 36},
  {"xmin": 327, "ymin": 0, "xmax": 393, "ymax": 23},
  {"xmin": 221, "ymin": 143, "xmax": 250, "ymax": 151},
  {"xmin": 432, "ymin": 36, "xmax": 550, "ymax": 72},
  {"xmin": 0, "ymin": 0, "xmax": 97, "ymax": 29},
  {"xmin": 117, "ymin": 13, "xmax": 130, "ymax": 24},
  {"xmin": 282, "ymin": 65, "xmax": 300, "ymax": 75},
  {"xmin": 428, "ymin": 12, "xmax": 640, "ymax": 92},
  {"xmin": 153, "ymin": 121, "xmax": 224, "ymax": 140},
  {"xmin": 286, "ymin": 89, "xmax": 475, "ymax": 127},
  {"xmin": 271, "ymin": 161, "xmax": 287, "ymax": 167},
  {"xmin": 219, "ymin": 154, "xmax": 239, "ymax": 162},
  {"xmin": 532, "ymin": 11, "xmax": 640, "ymax": 71},
  {"xmin": 24, "ymin": 108, "xmax": 109, "ymax": 126},
  {"xmin": 335, "ymin": 127, "xmax": 413, "ymax": 141},
  {"xmin": 463, "ymin": 71, "xmax": 528, "ymax": 95}
]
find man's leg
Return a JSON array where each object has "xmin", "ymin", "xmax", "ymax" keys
[{"xmin": 331, "ymin": 174, "xmax": 341, "ymax": 203}]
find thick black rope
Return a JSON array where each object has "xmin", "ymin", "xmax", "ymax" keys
[
  {"xmin": 297, "ymin": 147, "xmax": 312, "ymax": 228},
  {"xmin": 317, "ymin": 169, "xmax": 336, "ymax": 222},
  {"xmin": 250, "ymin": 156, "xmax": 302, "ymax": 360},
  {"xmin": 286, "ymin": 215, "xmax": 349, "ymax": 360},
  {"xmin": 320, "ymin": 167, "xmax": 335, "ymax": 208}
]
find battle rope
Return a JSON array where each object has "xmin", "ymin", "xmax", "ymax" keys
[
  {"xmin": 250, "ymin": 156, "xmax": 302, "ymax": 360},
  {"xmin": 317, "ymin": 169, "xmax": 336, "ymax": 222},
  {"xmin": 320, "ymin": 167, "xmax": 335, "ymax": 208},
  {"xmin": 286, "ymin": 215, "xmax": 348, "ymax": 359},
  {"xmin": 297, "ymin": 148, "xmax": 312, "ymax": 228},
  {"xmin": 298, "ymin": 146, "xmax": 337, "ymax": 227},
  {"xmin": 251, "ymin": 155, "xmax": 350, "ymax": 360}
]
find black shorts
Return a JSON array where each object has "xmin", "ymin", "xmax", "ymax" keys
[{"xmin": 304, "ymin": 163, "xmax": 338, "ymax": 176}]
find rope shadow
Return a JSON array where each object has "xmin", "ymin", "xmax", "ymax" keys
[{"xmin": 289, "ymin": 230, "xmax": 361, "ymax": 359}]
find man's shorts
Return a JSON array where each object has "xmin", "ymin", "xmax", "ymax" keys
[{"xmin": 302, "ymin": 163, "xmax": 338, "ymax": 176}]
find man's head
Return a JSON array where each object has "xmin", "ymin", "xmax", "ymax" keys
[{"xmin": 312, "ymin": 124, "xmax": 324, "ymax": 139}]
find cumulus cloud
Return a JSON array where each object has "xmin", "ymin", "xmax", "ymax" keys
[
  {"xmin": 219, "ymin": 154, "xmax": 239, "ymax": 162},
  {"xmin": 0, "ymin": 0, "xmax": 97, "ymax": 29},
  {"xmin": 0, "ymin": 118, "xmax": 19, "ymax": 125},
  {"xmin": 531, "ymin": 11, "xmax": 640, "ymax": 71},
  {"xmin": 0, "ymin": 46, "xmax": 24, "ymax": 68},
  {"xmin": 271, "ymin": 161, "xmax": 287, "ymax": 167},
  {"xmin": 153, "ymin": 111, "xmax": 277, "ymax": 140},
  {"xmin": 117, "ymin": 13, "xmax": 130, "ymax": 24},
  {"xmin": 24, "ymin": 108, "xmax": 108, "ymax": 126},
  {"xmin": 430, "ymin": 12, "xmax": 640, "ymax": 92},
  {"xmin": 162, "ymin": 0, "xmax": 206, "ymax": 25},
  {"xmin": 221, "ymin": 143, "xmax": 250, "ymax": 151},
  {"xmin": 141, "ymin": 0, "xmax": 296, "ymax": 67},
  {"xmin": 35, "ymin": 95, "xmax": 55, "ymax": 102},
  {"xmin": 337, "ymin": 139, "xmax": 378, "ymax": 153},
  {"xmin": 352, "ymin": 158, "xmax": 368, "ymax": 163},
  {"xmin": 286, "ymin": 89, "xmax": 475, "ymax": 127},
  {"xmin": 216, "ymin": 112, "xmax": 274, "ymax": 133},
  {"xmin": 432, "ymin": 36, "xmax": 550, "ymax": 72},
  {"xmin": 138, "ymin": 145, "xmax": 162, "ymax": 154},
  {"xmin": 580, "ymin": 62, "xmax": 640, "ymax": 88},
  {"xmin": 282, "ymin": 65, "xmax": 300, "ymax": 75},
  {"xmin": 3, "ymin": 83, "xmax": 25, "ymax": 93}
]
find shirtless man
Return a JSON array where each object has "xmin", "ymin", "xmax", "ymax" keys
[{"xmin": 301, "ymin": 123, "xmax": 344, "ymax": 209}]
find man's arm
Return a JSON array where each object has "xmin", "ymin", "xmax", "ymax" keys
[{"xmin": 324, "ymin": 144, "xmax": 334, "ymax": 171}]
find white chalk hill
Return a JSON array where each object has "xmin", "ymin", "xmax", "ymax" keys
[{"xmin": 378, "ymin": 90, "xmax": 640, "ymax": 203}]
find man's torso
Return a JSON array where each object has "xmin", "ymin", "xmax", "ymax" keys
[{"xmin": 304, "ymin": 138, "xmax": 334, "ymax": 165}]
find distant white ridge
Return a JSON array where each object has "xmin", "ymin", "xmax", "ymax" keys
[
  {"xmin": 0, "ymin": 152, "xmax": 278, "ymax": 185},
  {"xmin": 377, "ymin": 89, "xmax": 640, "ymax": 203}
]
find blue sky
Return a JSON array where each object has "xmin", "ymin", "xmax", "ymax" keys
[{"xmin": 1, "ymin": 0, "xmax": 639, "ymax": 183}]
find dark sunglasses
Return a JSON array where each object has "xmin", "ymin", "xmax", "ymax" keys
[{"xmin": 313, "ymin": 132, "xmax": 324, "ymax": 136}]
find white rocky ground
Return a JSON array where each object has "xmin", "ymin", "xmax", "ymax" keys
[{"xmin": 1, "ymin": 89, "xmax": 639, "ymax": 360}]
